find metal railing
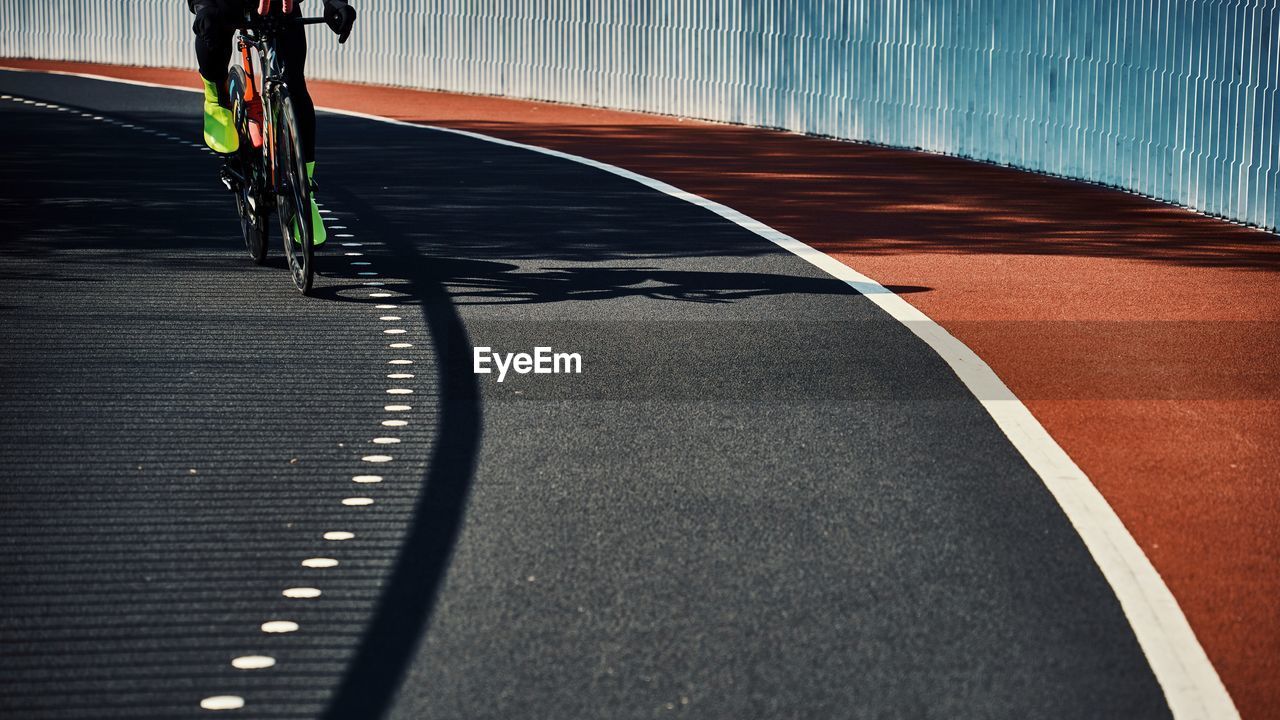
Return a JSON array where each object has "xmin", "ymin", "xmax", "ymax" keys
[{"xmin": 3, "ymin": 0, "xmax": 1276, "ymax": 232}]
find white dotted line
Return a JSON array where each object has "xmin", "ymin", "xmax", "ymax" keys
[
  {"xmin": 204, "ymin": 195, "xmax": 422, "ymax": 713},
  {"xmin": 1, "ymin": 94, "xmax": 308, "ymax": 713},
  {"xmin": 1, "ymin": 94, "xmax": 218, "ymax": 158},
  {"xmin": 5, "ymin": 92, "xmax": 426, "ymax": 714}
]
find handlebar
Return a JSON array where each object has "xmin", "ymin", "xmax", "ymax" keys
[{"xmin": 238, "ymin": 15, "xmax": 326, "ymax": 33}]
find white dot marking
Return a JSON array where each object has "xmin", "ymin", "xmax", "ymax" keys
[
  {"xmin": 325, "ymin": 531, "xmax": 356, "ymax": 540},
  {"xmin": 384, "ymin": 404, "xmax": 412, "ymax": 411},
  {"xmin": 200, "ymin": 695, "xmax": 245, "ymax": 710},
  {"xmin": 261, "ymin": 620, "xmax": 299, "ymax": 633},
  {"xmin": 282, "ymin": 587, "xmax": 322, "ymax": 599},
  {"xmin": 231, "ymin": 655, "xmax": 276, "ymax": 669},
  {"xmin": 386, "ymin": 388, "xmax": 413, "ymax": 395},
  {"xmin": 382, "ymin": 420, "xmax": 408, "ymax": 427},
  {"xmin": 343, "ymin": 497, "xmax": 375, "ymax": 506},
  {"xmin": 301, "ymin": 557, "xmax": 339, "ymax": 568},
  {"xmin": 362, "ymin": 454, "xmax": 394, "ymax": 462},
  {"xmin": 352, "ymin": 475, "xmax": 383, "ymax": 483}
]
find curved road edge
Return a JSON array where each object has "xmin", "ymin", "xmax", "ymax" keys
[{"xmin": 0, "ymin": 62, "xmax": 1242, "ymax": 720}]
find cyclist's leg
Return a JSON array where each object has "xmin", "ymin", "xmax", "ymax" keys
[
  {"xmin": 277, "ymin": 16, "xmax": 325, "ymax": 245},
  {"xmin": 193, "ymin": 1, "xmax": 238, "ymax": 153}
]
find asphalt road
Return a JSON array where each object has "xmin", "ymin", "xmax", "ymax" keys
[{"xmin": 0, "ymin": 70, "xmax": 1169, "ymax": 719}]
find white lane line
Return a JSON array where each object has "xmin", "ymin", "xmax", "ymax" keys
[
  {"xmin": 261, "ymin": 621, "xmax": 299, "ymax": 634},
  {"xmin": 342, "ymin": 497, "xmax": 375, "ymax": 506},
  {"xmin": 389, "ymin": 342, "xmax": 414, "ymax": 348},
  {"xmin": 386, "ymin": 388, "xmax": 413, "ymax": 395},
  {"xmin": 231, "ymin": 655, "xmax": 276, "ymax": 669},
  {"xmin": 362, "ymin": 454, "xmax": 394, "ymax": 462},
  {"xmin": 200, "ymin": 696, "xmax": 245, "ymax": 711},
  {"xmin": 379, "ymin": 316, "xmax": 402, "ymax": 321},
  {"xmin": 12, "ymin": 67, "xmax": 1232, "ymax": 719},
  {"xmin": 325, "ymin": 530, "xmax": 357, "ymax": 539},
  {"xmin": 388, "ymin": 359, "xmax": 413, "ymax": 364},
  {"xmin": 387, "ymin": 373, "xmax": 414, "ymax": 379},
  {"xmin": 383, "ymin": 328, "xmax": 406, "ymax": 335},
  {"xmin": 352, "ymin": 475, "xmax": 383, "ymax": 483},
  {"xmin": 381, "ymin": 420, "xmax": 409, "ymax": 427},
  {"xmin": 372, "ymin": 437, "xmax": 400, "ymax": 445},
  {"xmin": 384, "ymin": 404, "xmax": 412, "ymax": 412},
  {"xmin": 306, "ymin": 98, "xmax": 1237, "ymax": 720},
  {"xmin": 301, "ymin": 558, "xmax": 339, "ymax": 568},
  {"xmin": 283, "ymin": 587, "xmax": 322, "ymax": 598}
]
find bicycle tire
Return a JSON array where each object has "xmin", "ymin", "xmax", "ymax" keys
[
  {"xmin": 228, "ymin": 65, "xmax": 269, "ymax": 264},
  {"xmin": 274, "ymin": 91, "xmax": 313, "ymax": 294}
]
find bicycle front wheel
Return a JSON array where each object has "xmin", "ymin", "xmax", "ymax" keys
[{"xmin": 273, "ymin": 91, "xmax": 313, "ymax": 294}]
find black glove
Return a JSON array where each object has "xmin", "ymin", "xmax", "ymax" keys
[{"xmin": 324, "ymin": 1, "xmax": 357, "ymax": 44}]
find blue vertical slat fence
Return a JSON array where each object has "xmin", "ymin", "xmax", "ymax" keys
[{"xmin": 1, "ymin": 0, "xmax": 1275, "ymax": 231}]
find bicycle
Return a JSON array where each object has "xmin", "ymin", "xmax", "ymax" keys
[{"xmin": 218, "ymin": 11, "xmax": 327, "ymax": 294}]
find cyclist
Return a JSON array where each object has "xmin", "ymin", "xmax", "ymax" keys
[{"xmin": 189, "ymin": 0, "xmax": 356, "ymax": 246}]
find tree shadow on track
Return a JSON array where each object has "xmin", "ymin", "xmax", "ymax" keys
[
  {"xmin": 434, "ymin": 259, "xmax": 932, "ymax": 306},
  {"xmin": 435, "ymin": 121, "xmax": 1280, "ymax": 272},
  {"xmin": 320, "ymin": 185, "xmax": 481, "ymax": 720}
]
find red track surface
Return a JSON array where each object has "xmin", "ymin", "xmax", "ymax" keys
[{"xmin": 8, "ymin": 60, "xmax": 1277, "ymax": 717}]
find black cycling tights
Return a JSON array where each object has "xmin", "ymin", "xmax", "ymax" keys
[{"xmin": 194, "ymin": 5, "xmax": 316, "ymax": 163}]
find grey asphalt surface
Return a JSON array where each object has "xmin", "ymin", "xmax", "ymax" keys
[{"xmin": 0, "ymin": 70, "xmax": 1170, "ymax": 719}]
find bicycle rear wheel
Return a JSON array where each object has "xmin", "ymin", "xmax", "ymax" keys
[
  {"xmin": 274, "ymin": 91, "xmax": 313, "ymax": 294},
  {"xmin": 228, "ymin": 65, "xmax": 269, "ymax": 264}
]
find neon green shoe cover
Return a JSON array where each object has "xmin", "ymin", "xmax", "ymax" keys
[
  {"xmin": 201, "ymin": 78, "xmax": 238, "ymax": 154},
  {"xmin": 308, "ymin": 162, "xmax": 326, "ymax": 246},
  {"xmin": 292, "ymin": 162, "xmax": 327, "ymax": 246}
]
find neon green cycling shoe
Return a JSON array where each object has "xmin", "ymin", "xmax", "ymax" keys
[
  {"xmin": 292, "ymin": 162, "xmax": 327, "ymax": 247},
  {"xmin": 308, "ymin": 162, "xmax": 327, "ymax": 247},
  {"xmin": 201, "ymin": 77, "xmax": 238, "ymax": 154}
]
